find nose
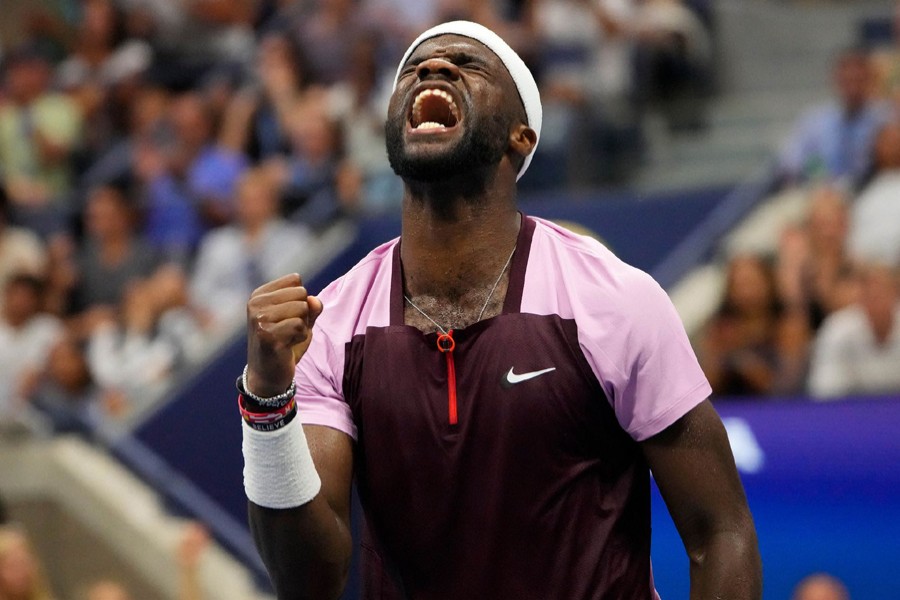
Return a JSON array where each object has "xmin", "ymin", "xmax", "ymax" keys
[{"xmin": 415, "ymin": 57, "xmax": 460, "ymax": 81}]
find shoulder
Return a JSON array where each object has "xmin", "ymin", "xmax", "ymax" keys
[
  {"xmin": 313, "ymin": 237, "xmax": 398, "ymax": 338},
  {"xmin": 318, "ymin": 237, "xmax": 397, "ymax": 297},
  {"xmin": 268, "ymin": 219, "xmax": 312, "ymax": 242},
  {"xmin": 527, "ymin": 217, "xmax": 665, "ymax": 311},
  {"xmin": 816, "ymin": 305, "xmax": 868, "ymax": 342}
]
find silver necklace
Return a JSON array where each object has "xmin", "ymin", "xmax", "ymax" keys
[{"xmin": 404, "ymin": 245, "xmax": 517, "ymax": 334}]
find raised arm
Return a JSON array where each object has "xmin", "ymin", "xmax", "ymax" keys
[
  {"xmin": 242, "ymin": 274, "xmax": 354, "ymax": 599},
  {"xmin": 641, "ymin": 400, "xmax": 762, "ymax": 599}
]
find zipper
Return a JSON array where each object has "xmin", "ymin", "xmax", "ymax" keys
[{"xmin": 436, "ymin": 330, "xmax": 457, "ymax": 425}]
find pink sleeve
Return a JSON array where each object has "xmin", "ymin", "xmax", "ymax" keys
[
  {"xmin": 294, "ymin": 326, "xmax": 358, "ymax": 440},
  {"xmin": 582, "ymin": 270, "xmax": 710, "ymax": 441}
]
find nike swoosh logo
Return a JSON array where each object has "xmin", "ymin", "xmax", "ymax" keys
[{"xmin": 502, "ymin": 367, "xmax": 556, "ymax": 388}]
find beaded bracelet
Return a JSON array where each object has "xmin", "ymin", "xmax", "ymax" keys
[{"xmin": 238, "ymin": 364, "xmax": 296, "ymax": 409}]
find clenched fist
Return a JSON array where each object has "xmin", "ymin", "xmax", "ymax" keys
[{"xmin": 245, "ymin": 273, "xmax": 323, "ymax": 397}]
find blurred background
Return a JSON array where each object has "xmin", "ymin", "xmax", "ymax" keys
[{"xmin": 0, "ymin": 0, "xmax": 899, "ymax": 598}]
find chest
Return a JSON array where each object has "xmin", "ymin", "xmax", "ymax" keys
[{"xmin": 342, "ymin": 313, "xmax": 633, "ymax": 475}]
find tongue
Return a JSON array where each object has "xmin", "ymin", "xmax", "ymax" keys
[{"xmin": 417, "ymin": 94, "xmax": 456, "ymax": 128}]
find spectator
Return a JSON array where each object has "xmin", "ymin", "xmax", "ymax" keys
[
  {"xmin": 326, "ymin": 33, "xmax": 402, "ymax": 215},
  {"xmin": 698, "ymin": 254, "xmax": 794, "ymax": 396},
  {"xmin": 808, "ymin": 262, "xmax": 900, "ymax": 399},
  {"xmin": 31, "ymin": 332, "xmax": 100, "ymax": 434},
  {"xmin": 0, "ymin": 274, "xmax": 63, "ymax": 425},
  {"xmin": 775, "ymin": 186, "xmax": 857, "ymax": 332},
  {"xmin": 244, "ymin": 31, "xmax": 318, "ymax": 160},
  {"xmin": 527, "ymin": 0, "xmax": 643, "ymax": 186},
  {"xmin": 0, "ymin": 186, "xmax": 47, "ymax": 312},
  {"xmin": 792, "ymin": 573, "xmax": 850, "ymax": 600},
  {"xmin": 848, "ymin": 120, "xmax": 900, "ymax": 266},
  {"xmin": 87, "ymin": 266, "xmax": 204, "ymax": 410},
  {"xmin": 278, "ymin": 0, "xmax": 376, "ymax": 86},
  {"xmin": 0, "ymin": 526, "xmax": 56, "ymax": 600},
  {"xmin": 776, "ymin": 47, "xmax": 891, "ymax": 189},
  {"xmin": 78, "ymin": 522, "xmax": 209, "ymax": 600},
  {"xmin": 264, "ymin": 99, "xmax": 343, "ymax": 229},
  {"xmin": 80, "ymin": 85, "xmax": 170, "ymax": 191},
  {"xmin": 177, "ymin": 522, "xmax": 210, "ymax": 600},
  {"xmin": 136, "ymin": 92, "xmax": 248, "ymax": 258},
  {"xmin": 631, "ymin": 0, "xmax": 712, "ymax": 131},
  {"xmin": 56, "ymin": 0, "xmax": 152, "ymax": 175},
  {"xmin": 115, "ymin": 0, "xmax": 255, "ymax": 87},
  {"xmin": 69, "ymin": 184, "xmax": 163, "ymax": 319},
  {"xmin": 190, "ymin": 169, "xmax": 313, "ymax": 330},
  {"xmin": 0, "ymin": 43, "xmax": 83, "ymax": 235}
]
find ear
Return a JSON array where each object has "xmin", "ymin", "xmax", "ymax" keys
[{"xmin": 508, "ymin": 124, "xmax": 537, "ymax": 161}]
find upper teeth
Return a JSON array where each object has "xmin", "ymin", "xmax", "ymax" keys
[{"xmin": 412, "ymin": 88, "xmax": 459, "ymax": 129}]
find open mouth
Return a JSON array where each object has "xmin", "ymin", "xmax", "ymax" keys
[{"xmin": 409, "ymin": 88, "xmax": 461, "ymax": 131}]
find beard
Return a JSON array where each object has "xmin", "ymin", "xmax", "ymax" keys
[{"xmin": 385, "ymin": 104, "xmax": 510, "ymax": 182}]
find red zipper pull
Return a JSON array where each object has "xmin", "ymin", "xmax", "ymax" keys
[{"xmin": 436, "ymin": 330, "xmax": 458, "ymax": 425}]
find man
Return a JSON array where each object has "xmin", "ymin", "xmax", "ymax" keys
[
  {"xmin": 808, "ymin": 262, "xmax": 900, "ymax": 399},
  {"xmin": 0, "ymin": 43, "xmax": 82, "ymax": 234},
  {"xmin": 190, "ymin": 168, "xmax": 313, "ymax": 330},
  {"xmin": 239, "ymin": 21, "xmax": 761, "ymax": 599},
  {"xmin": 776, "ymin": 47, "xmax": 890, "ymax": 189}
]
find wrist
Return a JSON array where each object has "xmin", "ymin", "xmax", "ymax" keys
[
  {"xmin": 243, "ymin": 363, "xmax": 294, "ymax": 400},
  {"xmin": 237, "ymin": 365, "xmax": 296, "ymax": 413}
]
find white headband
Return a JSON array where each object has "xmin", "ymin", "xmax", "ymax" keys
[{"xmin": 393, "ymin": 20, "xmax": 542, "ymax": 181}]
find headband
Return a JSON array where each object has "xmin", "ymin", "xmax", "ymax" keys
[{"xmin": 394, "ymin": 20, "xmax": 542, "ymax": 181}]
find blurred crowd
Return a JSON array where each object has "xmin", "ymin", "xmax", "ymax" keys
[
  {"xmin": 0, "ymin": 0, "xmax": 716, "ymax": 432},
  {"xmin": 699, "ymin": 9, "xmax": 900, "ymax": 400},
  {"xmin": 0, "ymin": 2, "xmax": 894, "ymax": 597},
  {"xmin": 0, "ymin": 499, "xmax": 211, "ymax": 600}
]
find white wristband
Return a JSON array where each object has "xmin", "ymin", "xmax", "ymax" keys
[{"xmin": 242, "ymin": 416, "xmax": 322, "ymax": 509}]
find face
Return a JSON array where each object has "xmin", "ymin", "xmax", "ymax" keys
[
  {"xmin": 0, "ymin": 533, "xmax": 37, "ymax": 597},
  {"xmin": 170, "ymin": 95, "xmax": 211, "ymax": 147},
  {"xmin": 4, "ymin": 59, "xmax": 51, "ymax": 103},
  {"xmin": 3, "ymin": 279, "xmax": 41, "ymax": 326},
  {"xmin": 386, "ymin": 35, "xmax": 523, "ymax": 182},
  {"xmin": 83, "ymin": 0, "xmax": 117, "ymax": 42},
  {"xmin": 833, "ymin": 53, "xmax": 872, "ymax": 112},
  {"xmin": 236, "ymin": 171, "xmax": 278, "ymax": 225},
  {"xmin": 726, "ymin": 255, "xmax": 774, "ymax": 313},
  {"xmin": 807, "ymin": 188, "xmax": 848, "ymax": 248},
  {"xmin": 860, "ymin": 265, "xmax": 898, "ymax": 328},
  {"xmin": 85, "ymin": 187, "xmax": 132, "ymax": 239}
]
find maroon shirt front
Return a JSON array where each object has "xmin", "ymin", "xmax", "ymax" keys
[{"xmin": 344, "ymin": 222, "xmax": 652, "ymax": 599}]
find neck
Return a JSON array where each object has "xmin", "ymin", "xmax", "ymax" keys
[{"xmin": 400, "ymin": 176, "xmax": 520, "ymax": 300}]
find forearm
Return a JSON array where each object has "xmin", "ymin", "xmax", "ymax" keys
[
  {"xmin": 687, "ymin": 516, "xmax": 762, "ymax": 600},
  {"xmin": 242, "ymin": 277, "xmax": 352, "ymax": 597},
  {"xmin": 249, "ymin": 496, "xmax": 353, "ymax": 600}
]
